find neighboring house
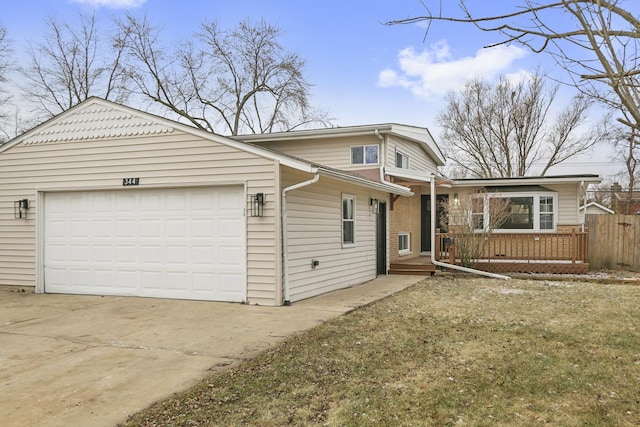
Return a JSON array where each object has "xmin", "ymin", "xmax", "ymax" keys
[
  {"xmin": 0, "ymin": 97, "xmax": 603, "ymax": 304},
  {"xmin": 0, "ymin": 98, "xmax": 411, "ymax": 306},
  {"xmin": 580, "ymin": 201, "xmax": 615, "ymax": 216},
  {"xmin": 609, "ymin": 183, "xmax": 640, "ymax": 215}
]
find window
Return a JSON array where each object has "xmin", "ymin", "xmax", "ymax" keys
[
  {"xmin": 342, "ymin": 195, "xmax": 355, "ymax": 245},
  {"xmin": 471, "ymin": 196, "xmax": 484, "ymax": 230},
  {"xmin": 539, "ymin": 196, "xmax": 554, "ymax": 230},
  {"xmin": 501, "ymin": 197, "xmax": 534, "ymax": 230},
  {"xmin": 395, "ymin": 149, "xmax": 409, "ymax": 169},
  {"xmin": 473, "ymin": 192, "xmax": 557, "ymax": 232},
  {"xmin": 398, "ymin": 233, "xmax": 410, "ymax": 254},
  {"xmin": 351, "ymin": 145, "xmax": 379, "ymax": 165}
]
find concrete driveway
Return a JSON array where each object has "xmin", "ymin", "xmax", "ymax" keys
[{"xmin": 0, "ymin": 275, "xmax": 424, "ymax": 427}]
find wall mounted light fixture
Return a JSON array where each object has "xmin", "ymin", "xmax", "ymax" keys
[
  {"xmin": 250, "ymin": 193, "xmax": 265, "ymax": 217},
  {"xmin": 453, "ymin": 193, "xmax": 459, "ymax": 205},
  {"xmin": 369, "ymin": 198, "xmax": 380, "ymax": 214},
  {"xmin": 15, "ymin": 199, "xmax": 29, "ymax": 219}
]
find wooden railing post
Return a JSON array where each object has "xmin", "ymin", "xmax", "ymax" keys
[{"xmin": 435, "ymin": 228, "xmax": 441, "ymax": 261}]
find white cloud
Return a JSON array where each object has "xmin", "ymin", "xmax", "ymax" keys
[
  {"xmin": 378, "ymin": 40, "xmax": 528, "ymax": 99},
  {"xmin": 69, "ymin": 0, "xmax": 147, "ymax": 8}
]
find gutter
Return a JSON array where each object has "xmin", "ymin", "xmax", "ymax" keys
[
  {"xmin": 281, "ymin": 172, "xmax": 320, "ymax": 305},
  {"xmin": 429, "ymin": 173, "xmax": 510, "ymax": 280}
]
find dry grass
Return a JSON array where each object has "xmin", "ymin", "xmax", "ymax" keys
[{"xmin": 121, "ymin": 275, "xmax": 640, "ymax": 426}]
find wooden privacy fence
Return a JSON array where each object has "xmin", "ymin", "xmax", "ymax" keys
[{"xmin": 586, "ymin": 214, "xmax": 640, "ymax": 271}]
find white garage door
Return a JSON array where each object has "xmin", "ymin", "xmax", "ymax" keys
[{"xmin": 43, "ymin": 186, "xmax": 246, "ymax": 302}]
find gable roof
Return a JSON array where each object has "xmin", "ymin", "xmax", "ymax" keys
[
  {"xmin": 235, "ymin": 123, "xmax": 446, "ymax": 166},
  {"xmin": 0, "ymin": 97, "xmax": 412, "ymax": 196},
  {"xmin": 580, "ymin": 201, "xmax": 615, "ymax": 214}
]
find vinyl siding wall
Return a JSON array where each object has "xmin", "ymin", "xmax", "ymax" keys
[
  {"xmin": 386, "ymin": 135, "xmax": 439, "ymax": 175},
  {"xmin": 0, "ymin": 130, "xmax": 281, "ymax": 306},
  {"xmin": 282, "ymin": 167, "xmax": 388, "ymax": 302},
  {"xmin": 254, "ymin": 135, "xmax": 376, "ymax": 170}
]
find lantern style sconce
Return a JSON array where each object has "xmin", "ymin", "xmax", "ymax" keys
[
  {"xmin": 369, "ymin": 198, "xmax": 380, "ymax": 214},
  {"xmin": 15, "ymin": 199, "xmax": 30, "ymax": 219},
  {"xmin": 453, "ymin": 193, "xmax": 459, "ymax": 205},
  {"xmin": 250, "ymin": 193, "xmax": 265, "ymax": 217}
]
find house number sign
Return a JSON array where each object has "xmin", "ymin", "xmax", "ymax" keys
[{"xmin": 122, "ymin": 178, "xmax": 140, "ymax": 186}]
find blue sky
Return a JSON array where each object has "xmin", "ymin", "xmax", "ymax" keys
[{"xmin": 2, "ymin": 0, "xmax": 633, "ymax": 181}]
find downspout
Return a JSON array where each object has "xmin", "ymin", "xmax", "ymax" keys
[
  {"xmin": 281, "ymin": 172, "xmax": 320, "ymax": 305},
  {"xmin": 430, "ymin": 173, "xmax": 510, "ymax": 280},
  {"xmin": 374, "ymin": 129, "xmax": 393, "ymax": 186},
  {"xmin": 580, "ymin": 180, "xmax": 586, "ymax": 232}
]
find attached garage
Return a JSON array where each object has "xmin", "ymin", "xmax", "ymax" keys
[
  {"xmin": 0, "ymin": 97, "xmax": 413, "ymax": 305},
  {"xmin": 42, "ymin": 186, "xmax": 246, "ymax": 302}
]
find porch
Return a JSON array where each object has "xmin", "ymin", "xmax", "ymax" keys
[{"xmin": 433, "ymin": 229, "xmax": 589, "ymax": 274}]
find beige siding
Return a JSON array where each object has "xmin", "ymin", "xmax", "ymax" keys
[
  {"xmin": 0, "ymin": 130, "xmax": 281, "ymax": 306},
  {"xmin": 386, "ymin": 135, "xmax": 438, "ymax": 175},
  {"xmin": 547, "ymin": 183, "xmax": 581, "ymax": 225},
  {"xmin": 255, "ymin": 134, "xmax": 378, "ymax": 171},
  {"xmin": 282, "ymin": 168, "xmax": 387, "ymax": 302}
]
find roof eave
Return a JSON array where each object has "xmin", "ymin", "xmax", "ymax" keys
[{"xmin": 451, "ymin": 175, "xmax": 602, "ymax": 187}]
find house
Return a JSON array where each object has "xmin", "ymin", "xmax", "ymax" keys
[
  {"xmin": 237, "ymin": 132, "xmax": 602, "ymax": 275},
  {"xmin": 439, "ymin": 176, "xmax": 601, "ymax": 274},
  {"xmin": 0, "ymin": 97, "xmax": 602, "ymax": 305},
  {"xmin": 0, "ymin": 98, "xmax": 414, "ymax": 306}
]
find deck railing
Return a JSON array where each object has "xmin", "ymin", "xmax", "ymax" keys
[{"xmin": 434, "ymin": 229, "xmax": 588, "ymax": 265}]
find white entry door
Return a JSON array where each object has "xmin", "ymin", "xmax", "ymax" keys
[{"xmin": 43, "ymin": 186, "xmax": 246, "ymax": 302}]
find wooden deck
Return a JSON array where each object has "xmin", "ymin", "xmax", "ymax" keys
[
  {"xmin": 389, "ymin": 257, "xmax": 437, "ymax": 276},
  {"xmin": 433, "ymin": 230, "xmax": 590, "ymax": 275}
]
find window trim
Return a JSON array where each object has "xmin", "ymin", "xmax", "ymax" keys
[
  {"xmin": 395, "ymin": 148, "xmax": 410, "ymax": 169},
  {"xmin": 474, "ymin": 191, "xmax": 558, "ymax": 233},
  {"xmin": 350, "ymin": 144, "xmax": 379, "ymax": 166},
  {"xmin": 398, "ymin": 232, "xmax": 411, "ymax": 255},
  {"xmin": 342, "ymin": 194, "xmax": 356, "ymax": 247}
]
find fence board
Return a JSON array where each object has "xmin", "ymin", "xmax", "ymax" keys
[{"xmin": 586, "ymin": 214, "xmax": 640, "ymax": 271}]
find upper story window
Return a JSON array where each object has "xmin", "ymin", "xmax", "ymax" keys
[
  {"xmin": 474, "ymin": 191, "xmax": 557, "ymax": 232},
  {"xmin": 351, "ymin": 145, "xmax": 379, "ymax": 165},
  {"xmin": 395, "ymin": 149, "xmax": 409, "ymax": 169}
]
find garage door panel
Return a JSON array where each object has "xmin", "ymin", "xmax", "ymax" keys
[{"xmin": 44, "ymin": 187, "xmax": 246, "ymax": 302}]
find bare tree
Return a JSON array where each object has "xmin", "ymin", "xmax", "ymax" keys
[
  {"xmin": 20, "ymin": 12, "xmax": 130, "ymax": 119},
  {"xmin": 440, "ymin": 73, "xmax": 601, "ymax": 178},
  {"xmin": 0, "ymin": 23, "xmax": 15, "ymax": 143},
  {"xmin": 117, "ymin": 15, "xmax": 331, "ymax": 135},
  {"xmin": 440, "ymin": 190, "xmax": 511, "ymax": 268},
  {"xmin": 387, "ymin": 0, "xmax": 640, "ymax": 133},
  {"xmin": 609, "ymin": 107, "xmax": 640, "ymax": 213}
]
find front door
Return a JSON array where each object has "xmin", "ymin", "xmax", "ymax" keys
[
  {"xmin": 421, "ymin": 195, "xmax": 448, "ymax": 252},
  {"xmin": 376, "ymin": 202, "xmax": 387, "ymax": 275}
]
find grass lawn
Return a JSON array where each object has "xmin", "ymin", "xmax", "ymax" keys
[{"xmin": 121, "ymin": 275, "xmax": 640, "ymax": 426}]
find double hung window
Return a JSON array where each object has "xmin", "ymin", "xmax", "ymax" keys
[{"xmin": 342, "ymin": 195, "xmax": 355, "ymax": 245}]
